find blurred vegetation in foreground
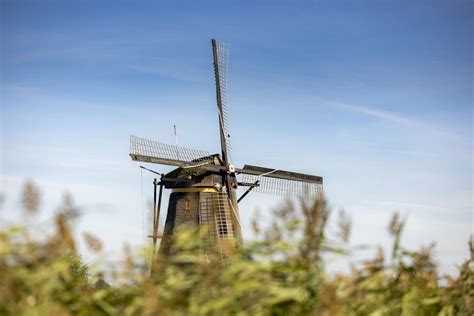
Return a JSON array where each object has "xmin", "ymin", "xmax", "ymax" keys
[{"xmin": 0, "ymin": 181, "xmax": 472, "ymax": 315}]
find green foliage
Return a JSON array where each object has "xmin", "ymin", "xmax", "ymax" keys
[{"xmin": 0, "ymin": 186, "xmax": 472, "ymax": 315}]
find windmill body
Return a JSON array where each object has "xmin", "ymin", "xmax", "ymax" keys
[
  {"xmin": 159, "ymin": 163, "xmax": 240, "ymax": 258},
  {"xmin": 130, "ymin": 39, "xmax": 324, "ymax": 260}
]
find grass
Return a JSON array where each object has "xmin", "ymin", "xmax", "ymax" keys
[{"xmin": 0, "ymin": 181, "xmax": 472, "ymax": 315}]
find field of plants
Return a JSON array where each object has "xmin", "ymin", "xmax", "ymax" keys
[{"xmin": 0, "ymin": 181, "xmax": 472, "ymax": 315}]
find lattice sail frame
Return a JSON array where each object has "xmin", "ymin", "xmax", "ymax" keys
[
  {"xmin": 213, "ymin": 40, "xmax": 232, "ymax": 161},
  {"xmin": 241, "ymin": 173, "xmax": 323, "ymax": 200},
  {"xmin": 130, "ymin": 135, "xmax": 216, "ymax": 166}
]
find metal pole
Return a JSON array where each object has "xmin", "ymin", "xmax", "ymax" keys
[
  {"xmin": 150, "ymin": 176, "xmax": 164, "ymax": 274},
  {"xmin": 156, "ymin": 177, "xmax": 164, "ymax": 239},
  {"xmin": 173, "ymin": 125, "xmax": 179, "ymax": 160},
  {"xmin": 152, "ymin": 178, "xmax": 158, "ymax": 250}
]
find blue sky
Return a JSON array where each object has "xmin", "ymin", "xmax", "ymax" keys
[{"xmin": 1, "ymin": 1, "xmax": 472, "ymax": 274}]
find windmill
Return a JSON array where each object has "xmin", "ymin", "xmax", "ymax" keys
[{"xmin": 130, "ymin": 39, "xmax": 323, "ymax": 260}]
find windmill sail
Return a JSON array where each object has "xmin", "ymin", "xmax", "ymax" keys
[
  {"xmin": 239, "ymin": 165, "xmax": 324, "ymax": 200},
  {"xmin": 130, "ymin": 135, "xmax": 218, "ymax": 169},
  {"xmin": 212, "ymin": 39, "xmax": 231, "ymax": 164}
]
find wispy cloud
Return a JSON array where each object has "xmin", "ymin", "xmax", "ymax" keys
[
  {"xmin": 366, "ymin": 147, "xmax": 440, "ymax": 157},
  {"xmin": 2, "ymin": 143, "xmax": 131, "ymax": 173},
  {"xmin": 127, "ymin": 59, "xmax": 208, "ymax": 83},
  {"xmin": 0, "ymin": 84, "xmax": 41, "ymax": 96},
  {"xmin": 347, "ymin": 140, "xmax": 437, "ymax": 157},
  {"xmin": 326, "ymin": 101, "xmax": 469, "ymax": 142}
]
